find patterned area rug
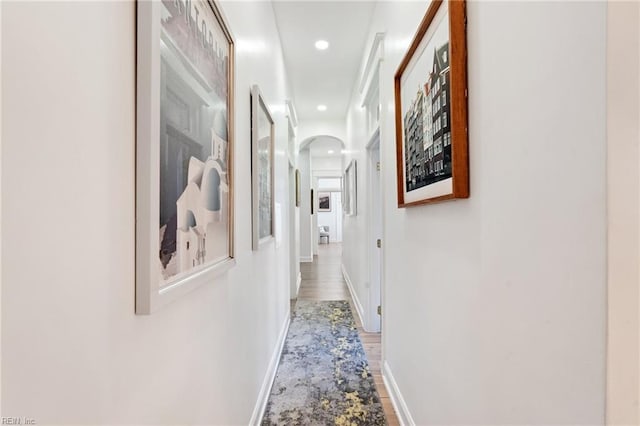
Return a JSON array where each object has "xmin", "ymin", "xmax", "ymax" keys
[{"xmin": 262, "ymin": 300, "xmax": 386, "ymax": 426}]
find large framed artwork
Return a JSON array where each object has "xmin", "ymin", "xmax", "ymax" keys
[
  {"xmin": 394, "ymin": 0, "xmax": 468, "ymax": 207},
  {"xmin": 136, "ymin": 0, "xmax": 235, "ymax": 314},
  {"xmin": 318, "ymin": 192, "xmax": 331, "ymax": 212},
  {"xmin": 251, "ymin": 85, "xmax": 275, "ymax": 250}
]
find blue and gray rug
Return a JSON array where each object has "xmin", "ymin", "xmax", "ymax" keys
[{"xmin": 262, "ymin": 300, "xmax": 386, "ymax": 426}]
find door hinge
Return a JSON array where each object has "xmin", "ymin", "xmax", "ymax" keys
[
  {"xmin": 377, "ymin": 305, "xmax": 382, "ymax": 316},
  {"xmin": 376, "ymin": 161, "xmax": 380, "ymax": 171},
  {"xmin": 376, "ymin": 239, "xmax": 382, "ymax": 248}
]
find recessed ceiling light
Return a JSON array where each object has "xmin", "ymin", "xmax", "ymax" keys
[
  {"xmin": 317, "ymin": 104, "xmax": 327, "ymax": 111},
  {"xmin": 315, "ymin": 40, "xmax": 329, "ymax": 50},
  {"xmin": 328, "ymin": 150, "xmax": 334, "ymax": 154}
]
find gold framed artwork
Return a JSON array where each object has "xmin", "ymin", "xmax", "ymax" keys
[
  {"xmin": 136, "ymin": 0, "xmax": 235, "ymax": 314},
  {"xmin": 295, "ymin": 169, "xmax": 301, "ymax": 207},
  {"xmin": 394, "ymin": 0, "xmax": 469, "ymax": 207}
]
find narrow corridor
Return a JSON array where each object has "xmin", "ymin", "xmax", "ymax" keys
[
  {"xmin": 0, "ymin": 1, "xmax": 625, "ymax": 424},
  {"xmin": 295, "ymin": 243, "xmax": 400, "ymax": 425}
]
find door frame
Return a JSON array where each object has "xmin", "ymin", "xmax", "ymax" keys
[
  {"xmin": 286, "ymin": 113, "xmax": 300, "ymax": 299},
  {"xmin": 366, "ymin": 128, "xmax": 382, "ymax": 332},
  {"xmin": 288, "ymin": 163, "xmax": 300, "ymax": 298}
]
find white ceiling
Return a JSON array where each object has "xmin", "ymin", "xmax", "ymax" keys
[{"xmin": 272, "ymin": 1, "xmax": 376, "ymax": 121}]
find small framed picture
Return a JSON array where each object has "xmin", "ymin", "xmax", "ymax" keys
[
  {"xmin": 318, "ymin": 192, "xmax": 331, "ymax": 212},
  {"xmin": 344, "ymin": 160, "xmax": 357, "ymax": 216},
  {"xmin": 295, "ymin": 169, "xmax": 301, "ymax": 207}
]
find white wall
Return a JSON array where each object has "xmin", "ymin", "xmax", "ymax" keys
[
  {"xmin": 342, "ymin": 52, "xmax": 373, "ymax": 332},
  {"xmin": 312, "ymin": 156, "xmax": 342, "ymax": 177},
  {"xmin": 1, "ymin": 1, "xmax": 292, "ymax": 424},
  {"xmin": 0, "ymin": 3, "xmax": 3, "ymax": 414},
  {"xmin": 606, "ymin": 1, "xmax": 640, "ymax": 424},
  {"xmin": 344, "ymin": 1, "xmax": 608, "ymax": 424}
]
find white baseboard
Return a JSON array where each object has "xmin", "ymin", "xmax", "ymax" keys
[
  {"xmin": 382, "ymin": 361, "xmax": 415, "ymax": 426},
  {"xmin": 341, "ymin": 264, "xmax": 367, "ymax": 331},
  {"xmin": 300, "ymin": 256, "xmax": 313, "ymax": 263},
  {"xmin": 249, "ymin": 311, "xmax": 291, "ymax": 426}
]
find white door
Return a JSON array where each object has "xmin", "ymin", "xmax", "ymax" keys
[
  {"xmin": 334, "ymin": 192, "xmax": 343, "ymax": 242},
  {"xmin": 368, "ymin": 136, "xmax": 382, "ymax": 332}
]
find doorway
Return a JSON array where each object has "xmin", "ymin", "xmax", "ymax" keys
[
  {"xmin": 316, "ymin": 177, "xmax": 343, "ymax": 247},
  {"xmin": 367, "ymin": 130, "xmax": 382, "ymax": 332},
  {"xmin": 289, "ymin": 164, "xmax": 300, "ymax": 299}
]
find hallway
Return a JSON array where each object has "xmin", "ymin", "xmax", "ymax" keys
[
  {"xmin": 295, "ymin": 243, "xmax": 399, "ymax": 425},
  {"xmin": 0, "ymin": 1, "xmax": 631, "ymax": 424}
]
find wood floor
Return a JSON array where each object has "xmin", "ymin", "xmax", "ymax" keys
[{"xmin": 294, "ymin": 243, "xmax": 400, "ymax": 426}]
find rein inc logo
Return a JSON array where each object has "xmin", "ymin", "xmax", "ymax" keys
[{"xmin": 2, "ymin": 418, "xmax": 36, "ymax": 425}]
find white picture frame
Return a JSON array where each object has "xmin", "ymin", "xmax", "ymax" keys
[
  {"xmin": 251, "ymin": 85, "xmax": 275, "ymax": 250},
  {"xmin": 345, "ymin": 160, "xmax": 357, "ymax": 216},
  {"xmin": 136, "ymin": 0, "xmax": 235, "ymax": 314},
  {"xmin": 318, "ymin": 192, "xmax": 331, "ymax": 212}
]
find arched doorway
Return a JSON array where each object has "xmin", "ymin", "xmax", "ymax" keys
[{"xmin": 297, "ymin": 135, "xmax": 345, "ymax": 259}]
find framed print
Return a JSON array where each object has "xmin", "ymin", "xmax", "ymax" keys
[
  {"xmin": 342, "ymin": 173, "xmax": 347, "ymax": 213},
  {"xmin": 251, "ymin": 85, "xmax": 275, "ymax": 250},
  {"xmin": 345, "ymin": 160, "xmax": 357, "ymax": 216},
  {"xmin": 136, "ymin": 0, "xmax": 235, "ymax": 314},
  {"xmin": 394, "ymin": 0, "xmax": 468, "ymax": 207},
  {"xmin": 295, "ymin": 169, "xmax": 301, "ymax": 207},
  {"xmin": 318, "ymin": 192, "xmax": 331, "ymax": 212}
]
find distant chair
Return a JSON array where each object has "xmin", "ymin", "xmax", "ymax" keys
[{"xmin": 319, "ymin": 226, "xmax": 330, "ymax": 244}]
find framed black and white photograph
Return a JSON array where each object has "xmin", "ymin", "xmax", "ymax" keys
[
  {"xmin": 251, "ymin": 85, "xmax": 275, "ymax": 250},
  {"xmin": 318, "ymin": 192, "xmax": 331, "ymax": 212},
  {"xmin": 394, "ymin": 0, "xmax": 468, "ymax": 207},
  {"xmin": 136, "ymin": 0, "xmax": 235, "ymax": 314}
]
